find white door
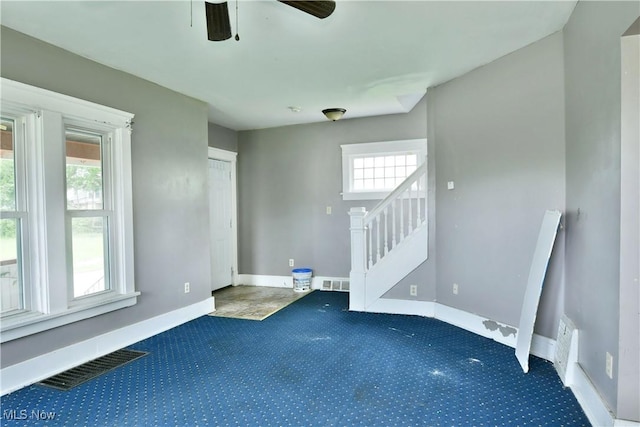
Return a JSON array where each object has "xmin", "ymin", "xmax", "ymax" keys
[{"xmin": 209, "ymin": 159, "xmax": 233, "ymax": 291}]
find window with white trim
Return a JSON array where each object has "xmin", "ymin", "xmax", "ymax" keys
[
  {"xmin": 341, "ymin": 139, "xmax": 427, "ymax": 200},
  {"xmin": 0, "ymin": 78, "xmax": 138, "ymax": 343}
]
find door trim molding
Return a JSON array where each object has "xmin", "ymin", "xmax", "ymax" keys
[{"xmin": 208, "ymin": 147, "xmax": 238, "ymax": 287}]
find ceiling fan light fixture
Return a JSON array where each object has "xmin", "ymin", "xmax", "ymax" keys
[
  {"xmin": 277, "ymin": 1, "xmax": 336, "ymax": 19},
  {"xmin": 205, "ymin": 1, "xmax": 232, "ymax": 41},
  {"xmin": 322, "ymin": 108, "xmax": 346, "ymax": 121}
]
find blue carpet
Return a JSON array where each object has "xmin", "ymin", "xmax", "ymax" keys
[{"xmin": 1, "ymin": 291, "xmax": 589, "ymax": 426}]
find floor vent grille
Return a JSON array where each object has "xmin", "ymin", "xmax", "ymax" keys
[{"xmin": 38, "ymin": 349, "xmax": 148, "ymax": 391}]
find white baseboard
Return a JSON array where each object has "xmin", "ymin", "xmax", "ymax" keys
[
  {"xmin": 0, "ymin": 297, "xmax": 214, "ymax": 396},
  {"xmin": 433, "ymin": 303, "xmax": 556, "ymax": 361},
  {"xmin": 365, "ymin": 300, "xmax": 556, "ymax": 362},
  {"xmin": 236, "ymin": 274, "xmax": 349, "ymax": 291},
  {"xmin": 237, "ymin": 274, "xmax": 292, "ymax": 288},
  {"xmin": 570, "ymin": 364, "xmax": 615, "ymax": 427},
  {"xmin": 434, "ymin": 303, "xmax": 518, "ymax": 348},
  {"xmin": 366, "ymin": 298, "xmax": 436, "ymax": 317},
  {"xmin": 530, "ymin": 333, "xmax": 556, "ymax": 363}
]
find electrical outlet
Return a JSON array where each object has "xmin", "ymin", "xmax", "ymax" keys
[
  {"xmin": 184, "ymin": 282, "xmax": 190, "ymax": 293},
  {"xmin": 326, "ymin": 206, "xmax": 332, "ymax": 215},
  {"xmin": 605, "ymin": 352, "xmax": 613, "ymax": 379},
  {"xmin": 289, "ymin": 259, "xmax": 294, "ymax": 267},
  {"xmin": 410, "ymin": 285, "xmax": 417, "ymax": 297},
  {"xmin": 453, "ymin": 283, "xmax": 459, "ymax": 295}
]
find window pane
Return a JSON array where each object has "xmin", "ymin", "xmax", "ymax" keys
[
  {"xmin": 384, "ymin": 156, "xmax": 395, "ymax": 167},
  {"xmin": 1, "ymin": 118, "xmax": 16, "ymax": 211},
  {"xmin": 374, "ymin": 156, "xmax": 385, "ymax": 167},
  {"xmin": 0, "ymin": 218, "xmax": 23, "ymax": 313},
  {"xmin": 395, "ymin": 156, "xmax": 406, "ymax": 166},
  {"xmin": 353, "ymin": 158, "xmax": 364, "ymax": 169},
  {"xmin": 353, "ymin": 169, "xmax": 364, "ymax": 179},
  {"xmin": 71, "ymin": 217, "xmax": 108, "ymax": 298},
  {"xmin": 407, "ymin": 154, "xmax": 417, "ymax": 166},
  {"xmin": 384, "ymin": 167, "xmax": 394, "ymax": 177},
  {"xmin": 363, "ymin": 157, "xmax": 374, "ymax": 168},
  {"xmin": 66, "ymin": 129, "xmax": 103, "ymax": 210}
]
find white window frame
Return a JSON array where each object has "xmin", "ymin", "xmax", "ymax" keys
[
  {"xmin": 0, "ymin": 78, "xmax": 138, "ymax": 343},
  {"xmin": 0, "ymin": 113, "xmax": 31, "ymax": 316},
  {"xmin": 341, "ymin": 139, "xmax": 427, "ymax": 200}
]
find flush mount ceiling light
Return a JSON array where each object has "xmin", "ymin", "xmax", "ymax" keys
[{"xmin": 322, "ymin": 108, "xmax": 346, "ymax": 121}]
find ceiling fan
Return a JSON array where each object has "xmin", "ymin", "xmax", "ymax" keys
[{"xmin": 205, "ymin": 1, "xmax": 336, "ymax": 42}]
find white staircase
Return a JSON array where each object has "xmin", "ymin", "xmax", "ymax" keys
[{"xmin": 349, "ymin": 162, "xmax": 428, "ymax": 311}]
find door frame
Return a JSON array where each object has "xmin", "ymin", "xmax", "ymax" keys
[{"xmin": 208, "ymin": 147, "xmax": 238, "ymax": 286}]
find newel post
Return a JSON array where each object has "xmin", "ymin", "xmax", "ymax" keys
[{"xmin": 349, "ymin": 207, "xmax": 367, "ymax": 311}]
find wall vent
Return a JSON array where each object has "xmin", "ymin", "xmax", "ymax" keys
[
  {"xmin": 554, "ymin": 315, "xmax": 578, "ymax": 386},
  {"xmin": 322, "ymin": 279, "xmax": 349, "ymax": 292}
]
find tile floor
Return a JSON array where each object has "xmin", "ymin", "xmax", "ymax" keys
[{"xmin": 210, "ymin": 285, "xmax": 311, "ymax": 321}]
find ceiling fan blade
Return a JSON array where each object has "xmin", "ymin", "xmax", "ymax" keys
[
  {"xmin": 277, "ymin": 1, "xmax": 336, "ymax": 19},
  {"xmin": 205, "ymin": 2, "xmax": 232, "ymax": 41}
]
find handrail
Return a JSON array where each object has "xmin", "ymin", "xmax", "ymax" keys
[{"xmin": 364, "ymin": 161, "xmax": 427, "ymax": 224}]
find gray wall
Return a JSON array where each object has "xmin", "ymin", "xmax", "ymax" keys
[
  {"xmin": 383, "ymin": 96, "xmax": 437, "ymax": 302},
  {"xmin": 619, "ymin": 19, "xmax": 640, "ymax": 423},
  {"xmin": 430, "ymin": 32, "xmax": 566, "ymax": 338},
  {"xmin": 0, "ymin": 27, "xmax": 211, "ymax": 368},
  {"xmin": 563, "ymin": 1, "xmax": 640, "ymax": 416},
  {"xmin": 208, "ymin": 122, "xmax": 238, "ymax": 152},
  {"xmin": 237, "ymin": 99, "xmax": 431, "ymax": 292}
]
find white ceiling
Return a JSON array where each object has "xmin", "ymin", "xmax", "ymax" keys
[{"xmin": 0, "ymin": 1, "xmax": 576, "ymax": 131}]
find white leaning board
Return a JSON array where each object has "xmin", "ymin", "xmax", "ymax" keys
[{"xmin": 515, "ymin": 210, "xmax": 562, "ymax": 373}]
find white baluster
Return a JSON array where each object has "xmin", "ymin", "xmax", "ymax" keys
[
  {"xmin": 416, "ymin": 176, "xmax": 421, "ymax": 226},
  {"xmin": 408, "ymin": 185, "xmax": 413, "ymax": 233},
  {"xmin": 400, "ymin": 193, "xmax": 404, "ymax": 241},
  {"xmin": 368, "ymin": 221, "xmax": 373, "ymax": 268},
  {"xmin": 376, "ymin": 215, "xmax": 381, "ymax": 262},
  {"xmin": 384, "ymin": 206, "xmax": 389, "ymax": 255},
  {"xmin": 391, "ymin": 199, "xmax": 397, "ymax": 248}
]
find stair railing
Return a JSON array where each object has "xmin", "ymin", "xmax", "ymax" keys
[
  {"xmin": 349, "ymin": 162, "xmax": 427, "ymax": 310},
  {"xmin": 365, "ymin": 161, "xmax": 427, "ymax": 270}
]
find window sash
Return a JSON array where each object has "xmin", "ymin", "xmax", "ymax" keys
[
  {"xmin": 1, "ymin": 114, "xmax": 31, "ymax": 315},
  {"xmin": 66, "ymin": 213, "xmax": 113, "ymax": 302},
  {"xmin": 341, "ymin": 139, "xmax": 427, "ymax": 201},
  {"xmin": 0, "ymin": 77, "xmax": 137, "ymax": 343}
]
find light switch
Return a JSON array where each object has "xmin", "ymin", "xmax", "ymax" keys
[
  {"xmin": 447, "ymin": 181, "xmax": 455, "ymax": 190},
  {"xmin": 326, "ymin": 206, "xmax": 332, "ymax": 215}
]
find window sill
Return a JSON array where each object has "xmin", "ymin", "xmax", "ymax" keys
[
  {"xmin": 342, "ymin": 191, "xmax": 390, "ymax": 201},
  {"xmin": 0, "ymin": 292, "xmax": 140, "ymax": 343}
]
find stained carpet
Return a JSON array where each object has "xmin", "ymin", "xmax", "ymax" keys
[
  {"xmin": 210, "ymin": 285, "xmax": 311, "ymax": 321},
  {"xmin": 0, "ymin": 291, "xmax": 589, "ymax": 426}
]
